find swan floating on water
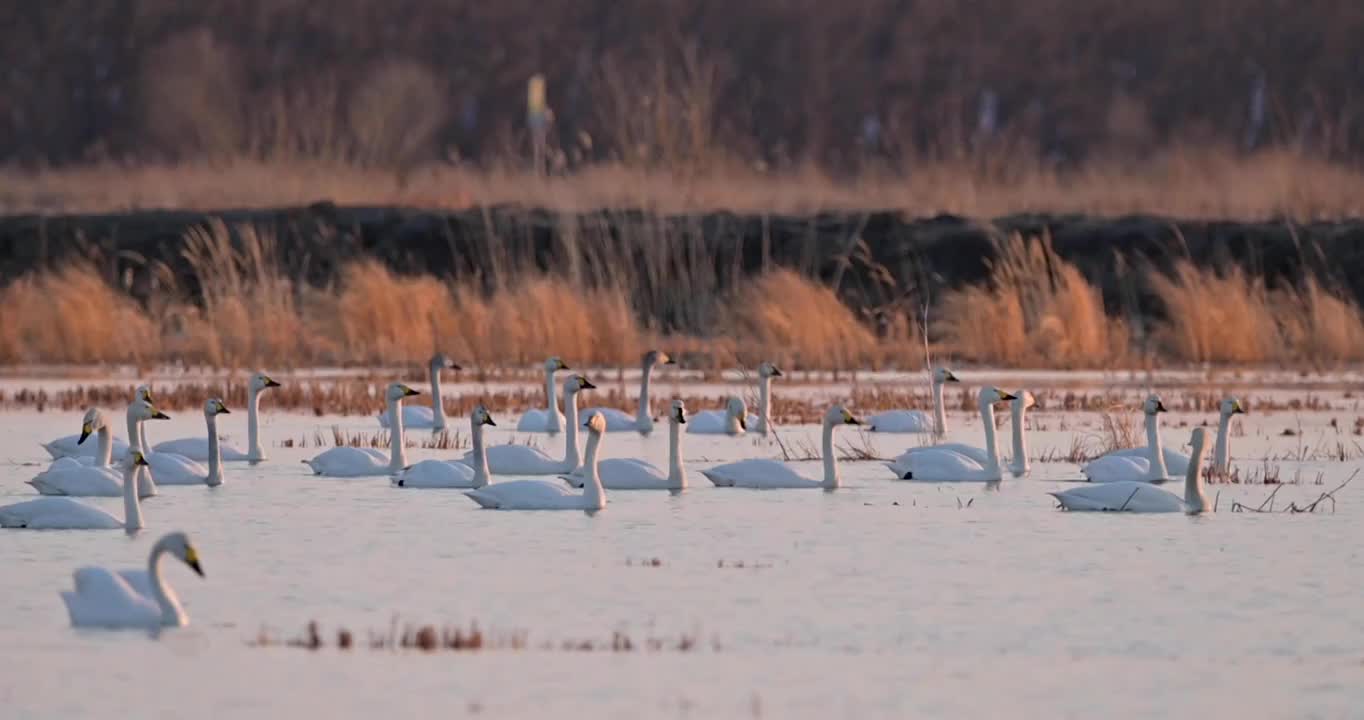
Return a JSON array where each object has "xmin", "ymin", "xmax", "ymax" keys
[
  {"xmin": 141, "ymin": 400, "xmax": 231, "ymax": 486},
  {"xmin": 393, "ymin": 405, "xmax": 495, "ymax": 488},
  {"xmin": 1051, "ymin": 427, "xmax": 1211, "ymax": 513},
  {"xmin": 60, "ymin": 531, "xmax": 205, "ymax": 628},
  {"xmin": 41, "ymin": 385, "xmax": 153, "ymax": 460},
  {"xmin": 687, "ymin": 395, "xmax": 749, "ymax": 436},
  {"xmin": 868, "ymin": 367, "xmax": 960, "ymax": 434},
  {"xmin": 581, "ymin": 350, "xmax": 675, "ymax": 435},
  {"xmin": 565, "ymin": 399, "xmax": 689, "ymax": 490},
  {"xmin": 890, "ymin": 388, "xmax": 1017, "ymax": 482},
  {"xmin": 304, "ymin": 383, "xmax": 420, "ymax": 477},
  {"xmin": 516, "ymin": 356, "xmax": 570, "ymax": 434},
  {"xmin": 470, "ymin": 375, "xmax": 595, "ymax": 475},
  {"xmin": 29, "ymin": 409, "xmax": 156, "ymax": 498},
  {"xmin": 1081, "ymin": 394, "xmax": 1174, "ymax": 484},
  {"xmin": 1, "ymin": 450, "xmax": 150, "ymax": 530},
  {"xmin": 1102, "ymin": 396, "xmax": 1245, "ymax": 478},
  {"xmin": 379, "ymin": 354, "xmax": 459, "ymax": 431},
  {"xmin": 886, "ymin": 389, "xmax": 1034, "ymax": 478},
  {"xmin": 701, "ymin": 405, "xmax": 863, "ymax": 489},
  {"xmin": 154, "ymin": 372, "xmax": 281, "ymax": 462},
  {"xmin": 464, "ymin": 412, "xmax": 610, "ymax": 510}
]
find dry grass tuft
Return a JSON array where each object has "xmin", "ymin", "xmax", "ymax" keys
[
  {"xmin": 0, "ymin": 264, "xmax": 160, "ymax": 365},
  {"xmin": 719, "ymin": 269, "xmax": 881, "ymax": 368}
]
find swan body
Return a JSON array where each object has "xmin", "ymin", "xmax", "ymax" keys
[
  {"xmin": 465, "ymin": 413, "xmax": 609, "ymax": 510},
  {"xmin": 567, "ymin": 399, "xmax": 689, "ymax": 490},
  {"xmin": 687, "ymin": 396, "xmax": 749, "ymax": 435},
  {"xmin": 702, "ymin": 406, "xmax": 862, "ymax": 489},
  {"xmin": 306, "ymin": 384, "xmax": 420, "ymax": 477},
  {"xmin": 394, "ymin": 406, "xmax": 495, "ymax": 488},
  {"xmin": 2, "ymin": 450, "xmax": 151, "ymax": 530},
  {"xmin": 60, "ymin": 531, "xmax": 204, "ymax": 628},
  {"xmin": 1081, "ymin": 395, "xmax": 1172, "ymax": 483},
  {"xmin": 1052, "ymin": 427, "xmax": 1211, "ymax": 513},
  {"xmin": 152, "ymin": 372, "xmax": 281, "ymax": 462},
  {"xmin": 891, "ymin": 388, "xmax": 1017, "ymax": 482},
  {"xmin": 41, "ymin": 385, "xmax": 153, "ymax": 460},
  {"xmin": 470, "ymin": 375, "xmax": 595, "ymax": 475},
  {"xmin": 379, "ymin": 354, "xmax": 459, "ymax": 431},
  {"xmin": 887, "ymin": 389, "xmax": 1034, "ymax": 478},
  {"xmin": 1102, "ymin": 397, "xmax": 1245, "ymax": 477},
  {"xmin": 516, "ymin": 356, "xmax": 569, "ymax": 434},
  {"xmin": 868, "ymin": 367, "xmax": 960, "ymax": 434},
  {"xmin": 582, "ymin": 350, "xmax": 675, "ymax": 435}
]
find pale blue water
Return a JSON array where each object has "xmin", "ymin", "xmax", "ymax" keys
[{"xmin": 2, "ymin": 406, "xmax": 1362, "ymax": 719}]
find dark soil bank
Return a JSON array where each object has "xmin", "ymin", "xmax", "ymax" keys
[{"xmin": 2, "ymin": 205, "xmax": 1362, "ymax": 330}]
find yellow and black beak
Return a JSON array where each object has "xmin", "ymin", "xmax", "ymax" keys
[
  {"xmin": 77, "ymin": 422, "xmax": 93, "ymax": 445},
  {"xmin": 482, "ymin": 414, "xmax": 497, "ymax": 427},
  {"xmin": 945, "ymin": 371, "xmax": 961, "ymax": 383},
  {"xmin": 152, "ymin": 409, "xmax": 170, "ymax": 420},
  {"xmin": 216, "ymin": 401, "xmax": 231, "ymax": 414},
  {"xmin": 998, "ymin": 390, "xmax": 1017, "ymax": 402},
  {"xmin": 403, "ymin": 387, "xmax": 421, "ymax": 397},
  {"xmin": 845, "ymin": 413, "xmax": 863, "ymax": 425},
  {"xmin": 1232, "ymin": 401, "xmax": 1246, "ymax": 415},
  {"xmin": 1155, "ymin": 400, "xmax": 1168, "ymax": 413},
  {"xmin": 557, "ymin": 360, "xmax": 570, "ymax": 370},
  {"xmin": 739, "ymin": 415, "xmax": 748, "ymax": 431},
  {"xmin": 664, "ymin": 355, "xmax": 678, "ymax": 365},
  {"xmin": 184, "ymin": 546, "xmax": 205, "ymax": 578},
  {"xmin": 578, "ymin": 377, "xmax": 597, "ymax": 390},
  {"xmin": 771, "ymin": 366, "xmax": 784, "ymax": 377},
  {"xmin": 674, "ymin": 408, "xmax": 687, "ymax": 423},
  {"xmin": 264, "ymin": 377, "xmax": 281, "ymax": 388},
  {"xmin": 132, "ymin": 451, "xmax": 150, "ymax": 467},
  {"xmin": 448, "ymin": 361, "xmax": 463, "ymax": 371}
]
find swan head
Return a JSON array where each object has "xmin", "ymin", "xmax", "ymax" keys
[
  {"xmin": 670, "ymin": 399, "xmax": 687, "ymax": 424},
  {"xmin": 134, "ymin": 384, "xmax": 154, "ymax": 404},
  {"xmin": 582, "ymin": 411, "xmax": 607, "ymax": 435},
  {"xmin": 934, "ymin": 367, "xmax": 960, "ymax": 384},
  {"xmin": 565, "ymin": 375, "xmax": 596, "ymax": 394},
  {"xmin": 545, "ymin": 356, "xmax": 569, "ymax": 372},
  {"xmin": 129, "ymin": 399, "xmax": 170, "ymax": 422},
  {"xmin": 1143, "ymin": 394, "xmax": 1168, "ymax": 415},
  {"xmin": 77, "ymin": 408, "xmax": 107, "ymax": 444},
  {"xmin": 979, "ymin": 387, "xmax": 1017, "ymax": 406},
  {"xmin": 826, "ymin": 405, "xmax": 864, "ymax": 426},
  {"xmin": 431, "ymin": 353, "xmax": 461, "ymax": 371},
  {"xmin": 759, "ymin": 362, "xmax": 783, "ymax": 379},
  {"xmin": 386, "ymin": 383, "xmax": 421, "ymax": 402},
  {"xmin": 645, "ymin": 350, "xmax": 676, "ymax": 367},
  {"xmin": 160, "ymin": 531, "xmax": 205, "ymax": 578},
  {"xmin": 250, "ymin": 372, "xmax": 281, "ymax": 392},
  {"xmin": 1013, "ymin": 390, "xmax": 1037, "ymax": 410},
  {"xmin": 1220, "ymin": 396, "xmax": 1246, "ymax": 416},
  {"xmin": 725, "ymin": 396, "xmax": 749, "ymax": 430},
  {"xmin": 204, "ymin": 398, "xmax": 231, "ymax": 417},
  {"xmin": 472, "ymin": 404, "xmax": 496, "ymax": 426}
]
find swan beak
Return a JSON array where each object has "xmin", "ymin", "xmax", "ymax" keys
[
  {"xmin": 449, "ymin": 361, "xmax": 463, "ymax": 370},
  {"xmin": 675, "ymin": 410, "xmax": 687, "ymax": 423},
  {"xmin": 739, "ymin": 415, "xmax": 748, "ymax": 431},
  {"xmin": 483, "ymin": 415, "xmax": 497, "ymax": 427},
  {"xmin": 132, "ymin": 452, "xmax": 149, "ymax": 467},
  {"xmin": 945, "ymin": 371, "xmax": 961, "ymax": 383},
  {"xmin": 184, "ymin": 547, "xmax": 204, "ymax": 578},
  {"xmin": 264, "ymin": 377, "xmax": 281, "ymax": 388},
  {"xmin": 152, "ymin": 410, "xmax": 171, "ymax": 420},
  {"xmin": 557, "ymin": 360, "xmax": 570, "ymax": 370},
  {"xmin": 1232, "ymin": 401, "xmax": 1246, "ymax": 414},
  {"xmin": 771, "ymin": 366, "xmax": 784, "ymax": 377},
  {"xmin": 78, "ymin": 423, "xmax": 93, "ymax": 445},
  {"xmin": 404, "ymin": 387, "xmax": 421, "ymax": 397},
  {"xmin": 579, "ymin": 378, "xmax": 597, "ymax": 390},
  {"xmin": 216, "ymin": 401, "xmax": 231, "ymax": 414},
  {"xmin": 664, "ymin": 355, "xmax": 677, "ymax": 365},
  {"xmin": 1155, "ymin": 400, "xmax": 1168, "ymax": 413},
  {"xmin": 998, "ymin": 390, "xmax": 1017, "ymax": 401},
  {"xmin": 846, "ymin": 415, "xmax": 863, "ymax": 425}
]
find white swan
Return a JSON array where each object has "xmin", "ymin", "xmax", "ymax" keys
[
  {"xmin": 140, "ymin": 400, "xmax": 230, "ymax": 486},
  {"xmin": 1, "ymin": 451, "xmax": 150, "ymax": 530},
  {"xmin": 889, "ymin": 388, "xmax": 1017, "ymax": 482},
  {"xmin": 1051, "ymin": 427, "xmax": 1211, "ymax": 513},
  {"xmin": 41, "ymin": 385, "xmax": 153, "ymax": 460},
  {"xmin": 686, "ymin": 395, "xmax": 749, "ymax": 436},
  {"xmin": 516, "ymin": 356, "xmax": 570, "ymax": 434},
  {"xmin": 60, "ymin": 531, "xmax": 204, "ymax": 628},
  {"xmin": 465, "ymin": 412, "xmax": 609, "ymax": 511},
  {"xmin": 1080, "ymin": 395, "xmax": 1172, "ymax": 484},
  {"xmin": 701, "ymin": 405, "xmax": 863, "ymax": 489},
  {"xmin": 1103, "ymin": 396, "xmax": 1245, "ymax": 478},
  {"xmin": 304, "ymin": 383, "xmax": 420, "ymax": 477},
  {"xmin": 749, "ymin": 362, "xmax": 782, "ymax": 436},
  {"xmin": 886, "ymin": 388, "xmax": 1034, "ymax": 478},
  {"xmin": 565, "ymin": 399, "xmax": 689, "ymax": 490},
  {"xmin": 393, "ymin": 406, "xmax": 495, "ymax": 488},
  {"xmin": 153, "ymin": 372, "xmax": 281, "ymax": 462},
  {"xmin": 379, "ymin": 354, "xmax": 459, "ymax": 431},
  {"xmin": 468, "ymin": 375, "xmax": 595, "ymax": 475},
  {"xmin": 29, "ymin": 409, "xmax": 155, "ymax": 498},
  {"xmin": 868, "ymin": 366, "xmax": 960, "ymax": 434},
  {"xmin": 582, "ymin": 350, "xmax": 675, "ymax": 435}
]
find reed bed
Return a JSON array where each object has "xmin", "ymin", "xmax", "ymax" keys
[{"xmin": 251, "ymin": 619, "xmax": 713, "ymax": 654}]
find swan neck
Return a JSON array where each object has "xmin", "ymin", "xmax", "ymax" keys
[
  {"xmin": 122, "ymin": 458, "xmax": 143, "ymax": 530},
  {"xmin": 470, "ymin": 419, "xmax": 490, "ymax": 488},
  {"xmin": 980, "ymin": 402, "xmax": 1002, "ymax": 477},
  {"xmin": 932, "ymin": 380, "xmax": 946, "ymax": 437},
  {"xmin": 247, "ymin": 387, "xmax": 264, "ymax": 460},
  {"xmin": 147, "ymin": 542, "xmax": 186, "ymax": 626},
  {"xmin": 1146, "ymin": 412, "xmax": 1168, "ymax": 478},
  {"xmin": 725, "ymin": 403, "xmax": 742, "ymax": 435},
  {"xmin": 388, "ymin": 395, "xmax": 407, "ymax": 472},
  {"xmin": 126, "ymin": 408, "xmax": 143, "ymax": 453},
  {"xmin": 545, "ymin": 369, "xmax": 561, "ymax": 434},
  {"xmin": 637, "ymin": 359, "xmax": 654, "ymax": 427},
  {"xmin": 430, "ymin": 364, "xmax": 447, "ymax": 430},
  {"xmin": 821, "ymin": 419, "xmax": 839, "ymax": 489},
  {"xmin": 1010, "ymin": 401, "xmax": 1028, "ymax": 476},
  {"xmin": 96, "ymin": 424, "xmax": 113, "ymax": 467},
  {"xmin": 205, "ymin": 413, "xmax": 223, "ymax": 486},
  {"xmin": 1214, "ymin": 412, "xmax": 1232, "ymax": 474},
  {"xmin": 563, "ymin": 386, "xmax": 581, "ymax": 469},
  {"xmin": 757, "ymin": 376, "xmax": 771, "ymax": 436},
  {"xmin": 580, "ymin": 431, "xmax": 605, "ymax": 508},
  {"xmin": 1185, "ymin": 440, "xmax": 1209, "ymax": 512},
  {"xmin": 667, "ymin": 416, "xmax": 685, "ymax": 488}
]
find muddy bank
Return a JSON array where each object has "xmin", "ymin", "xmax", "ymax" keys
[{"xmin": 2, "ymin": 205, "xmax": 1362, "ymax": 327}]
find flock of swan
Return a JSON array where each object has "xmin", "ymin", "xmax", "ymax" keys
[{"xmin": 4, "ymin": 355, "xmax": 1249, "ymax": 630}]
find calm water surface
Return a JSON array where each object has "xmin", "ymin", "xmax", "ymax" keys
[{"xmin": 2, "ymin": 408, "xmax": 1362, "ymax": 718}]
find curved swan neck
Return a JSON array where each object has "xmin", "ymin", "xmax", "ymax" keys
[
  {"xmin": 932, "ymin": 379, "xmax": 947, "ymax": 438},
  {"xmin": 147, "ymin": 541, "xmax": 187, "ymax": 626},
  {"xmin": 725, "ymin": 403, "xmax": 743, "ymax": 435},
  {"xmin": 563, "ymin": 386, "xmax": 583, "ymax": 469},
  {"xmin": 247, "ymin": 386, "xmax": 264, "ymax": 461},
  {"xmin": 470, "ymin": 420, "xmax": 490, "ymax": 489},
  {"xmin": 667, "ymin": 417, "xmax": 685, "ymax": 488},
  {"xmin": 636, "ymin": 359, "xmax": 655, "ymax": 432},
  {"xmin": 122, "ymin": 459, "xmax": 143, "ymax": 531},
  {"xmin": 388, "ymin": 395, "xmax": 408, "ymax": 472},
  {"xmin": 1213, "ymin": 411, "xmax": 1232, "ymax": 476},
  {"xmin": 1184, "ymin": 438, "xmax": 1209, "ymax": 513},
  {"xmin": 545, "ymin": 368, "xmax": 562, "ymax": 434},
  {"xmin": 205, "ymin": 413, "xmax": 223, "ymax": 487},
  {"xmin": 96, "ymin": 424, "xmax": 113, "ymax": 467},
  {"xmin": 430, "ymin": 363, "xmax": 447, "ymax": 431},
  {"xmin": 980, "ymin": 401, "xmax": 1002, "ymax": 478},
  {"xmin": 1145, "ymin": 412, "xmax": 1168, "ymax": 479},
  {"xmin": 580, "ymin": 430, "xmax": 606, "ymax": 509},
  {"xmin": 821, "ymin": 418, "xmax": 840, "ymax": 489},
  {"xmin": 1010, "ymin": 401, "xmax": 1028, "ymax": 476}
]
